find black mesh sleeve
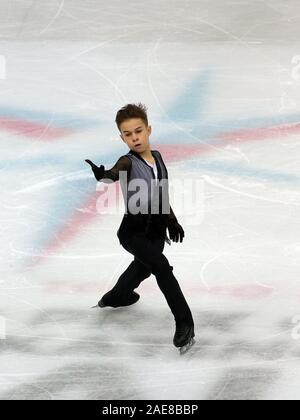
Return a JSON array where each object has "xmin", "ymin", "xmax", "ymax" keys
[{"xmin": 99, "ymin": 155, "xmax": 132, "ymax": 183}]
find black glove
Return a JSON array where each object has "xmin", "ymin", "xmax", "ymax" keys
[
  {"xmin": 167, "ymin": 219, "xmax": 185, "ymax": 243},
  {"xmin": 85, "ymin": 159, "xmax": 105, "ymax": 181}
]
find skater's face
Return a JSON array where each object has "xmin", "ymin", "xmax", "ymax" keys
[{"xmin": 119, "ymin": 118, "xmax": 152, "ymax": 153}]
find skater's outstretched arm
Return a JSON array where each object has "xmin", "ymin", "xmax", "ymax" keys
[{"xmin": 85, "ymin": 156, "xmax": 132, "ymax": 183}]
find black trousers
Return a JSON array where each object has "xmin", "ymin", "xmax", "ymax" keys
[{"xmin": 101, "ymin": 233, "xmax": 194, "ymax": 325}]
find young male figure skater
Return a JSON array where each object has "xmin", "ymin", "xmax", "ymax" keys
[{"xmin": 85, "ymin": 103, "xmax": 195, "ymax": 354}]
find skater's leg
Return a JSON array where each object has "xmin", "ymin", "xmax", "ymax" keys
[
  {"xmin": 101, "ymin": 257, "xmax": 151, "ymax": 307},
  {"xmin": 122, "ymin": 234, "xmax": 194, "ymax": 325}
]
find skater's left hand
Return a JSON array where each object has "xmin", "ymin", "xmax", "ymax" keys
[
  {"xmin": 167, "ymin": 219, "xmax": 185, "ymax": 243},
  {"xmin": 85, "ymin": 159, "xmax": 105, "ymax": 181}
]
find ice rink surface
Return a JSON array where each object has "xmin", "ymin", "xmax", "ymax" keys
[{"xmin": 1, "ymin": 0, "xmax": 300, "ymax": 400}]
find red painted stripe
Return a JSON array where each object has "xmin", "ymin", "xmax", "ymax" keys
[
  {"xmin": 219, "ymin": 122, "xmax": 300, "ymax": 143},
  {"xmin": 155, "ymin": 143, "xmax": 213, "ymax": 161},
  {"xmin": 30, "ymin": 184, "xmax": 122, "ymax": 268},
  {"xmin": 0, "ymin": 116, "xmax": 72, "ymax": 140}
]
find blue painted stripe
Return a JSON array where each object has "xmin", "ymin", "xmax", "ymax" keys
[
  {"xmin": 0, "ymin": 153, "xmax": 124, "ymax": 169},
  {"xmin": 166, "ymin": 69, "xmax": 212, "ymax": 122},
  {"xmin": 29, "ymin": 177, "xmax": 96, "ymax": 252},
  {"xmin": 0, "ymin": 106, "xmax": 100, "ymax": 130},
  {"xmin": 186, "ymin": 159, "xmax": 300, "ymax": 184}
]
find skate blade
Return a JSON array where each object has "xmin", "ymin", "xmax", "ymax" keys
[
  {"xmin": 179, "ymin": 337, "xmax": 195, "ymax": 355},
  {"xmin": 91, "ymin": 301, "xmax": 107, "ymax": 308}
]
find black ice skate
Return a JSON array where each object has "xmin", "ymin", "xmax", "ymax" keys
[
  {"xmin": 92, "ymin": 291, "xmax": 140, "ymax": 308},
  {"xmin": 173, "ymin": 323, "xmax": 195, "ymax": 355}
]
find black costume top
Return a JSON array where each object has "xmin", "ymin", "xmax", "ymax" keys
[{"xmin": 98, "ymin": 149, "xmax": 178, "ymax": 243}]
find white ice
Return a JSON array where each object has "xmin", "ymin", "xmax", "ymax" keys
[{"xmin": 0, "ymin": 0, "xmax": 300, "ymax": 400}]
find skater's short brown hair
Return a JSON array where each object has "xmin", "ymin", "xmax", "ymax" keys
[{"xmin": 115, "ymin": 103, "xmax": 148, "ymax": 131}]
